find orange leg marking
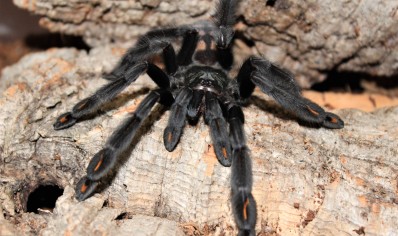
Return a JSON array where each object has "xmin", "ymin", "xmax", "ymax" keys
[
  {"xmin": 330, "ymin": 117, "xmax": 338, "ymax": 123},
  {"xmin": 94, "ymin": 155, "xmax": 104, "ymax": 172},
  {"xmin": 306, "ymin": 106, "xmax": 320, "ymax": 116},
  {"xmin": 77, "ymin": 101, "xmax": 87, "ymax": 111},
  {"xmin": 222, "ymin": 147, "xmax": 228, "ymax": 158},
  {"xmin": 80, "ymin": 183, "xmax": 88, "ymax": 193},
  {"xmin": 167, "ymin": 132, "xmax": 172, "ymax": 142},
  {"xmin": 243, "ymin": 198, "xmax": 250, "ymax": 220},
  {"xmin": 59, "ymin": 116, "xmax": 68, "ymax": 123}
]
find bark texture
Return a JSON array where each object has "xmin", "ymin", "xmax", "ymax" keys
[
  {"xmin": 0, "ymin": 48, "xmax": 398, "ymax": 235},
  {"xmin": 13, "ymin": 0, "xmax": 398, "ymax": 87}
]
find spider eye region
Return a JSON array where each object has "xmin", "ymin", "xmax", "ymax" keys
[{"xmin": 185, "ymin": 66, "xmax": 228, "ymax": 94}]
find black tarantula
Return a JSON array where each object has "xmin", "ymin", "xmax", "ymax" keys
[{"xmin": 54, "ymin": 0, "xmax": 344, "ymax": 235}]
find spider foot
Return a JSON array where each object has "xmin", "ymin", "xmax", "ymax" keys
[
  {"xmin": 209, "ymin": 118, "xmax": 232, "ymax": 167},
  {"xmin": 237, "ymin": 229, "xmax": 256, "ymax": 236},
  {"xmin": 54, "ymin": 112, "xmax": 77, "ymax": 130},
  {"xmin": 323, "ymin": 112, "xmax": 344, "ymax": 129},
  {"xmin": 213, "ymin": 142, "xmax": 232, "ymax": 167},
  {"xmin": 163, "ymin": 127, "xmax": 182, "ymax": 152},
  {"xmin": 232, "ymin": 192, "xmax": 257, "ymax": 235},
  {"xmin": 75, "ymin": 176, "xmax": 99, "ymax": 201}
]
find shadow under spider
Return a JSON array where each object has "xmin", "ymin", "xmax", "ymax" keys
[
  {"xmin": 93, "ymin": 104, "xmax": 168, "ymax": 196},
  {"xmin": 73, "ymin": 87, "xmax": 151, "ymax": 124}
]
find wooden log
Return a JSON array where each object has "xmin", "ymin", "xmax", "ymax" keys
[
  {"xmin": 0, "ymin": 46, "xmax": 397, "ymax": 235},
  {"xmin": 12, "ymin": 0, "xmax": 398, "ymax": 87}
]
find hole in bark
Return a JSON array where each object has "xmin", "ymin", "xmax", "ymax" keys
[
  {"xmin": 266, "ymin": 0, "xmax": 278, "ymax": 7},
  {"xmin": 26, "ymin": 184, "xmax": 64, "ymax": 213}
]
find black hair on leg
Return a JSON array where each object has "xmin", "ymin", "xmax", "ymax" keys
[
  {"xmin": 228, "ymin": 105, "xmax": 257, "ymax": 235},
  {"xmin": 204, "ymin": 92, "xmax": 232, "ymax": 167},
  {"xmin": 54, "ymin": 62, "xmax": 149, "ymax": 130},
  {"xmin": 213, "ymin": 0, "xmax": 240, "ymax": 48},
  {"xmin": 187, "ymin": 89, "xmax": 204, "ymax": 120},
  {"xmin": 75, "ymin": 89, "xmax": 171, "ymax": 201},
  {"xmin": 236, "ymin": 57, "xmax": 344, "ymax": 129},
  {"xmin": 104, "ymin": 26, "xmax": 193, "ymax": 80},
  {"xmin": 163, "ymin": 88, "xmax": 193, "ymax": 151},
  {"xmin": 177, "ymin": 29, "xmax": 199, "ymax": 66}
]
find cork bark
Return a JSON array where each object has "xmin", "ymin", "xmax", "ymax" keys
[
  {"xmin": 0, "ymin": 47, "xmax": 397, "ymax": 235},
  {"xmin": 12, "ymin": 0, "xmax": 398, "ymax": 87},
  {"xmin": 1, "ymin": 0, "xmax": 398, "ymax": 235}
]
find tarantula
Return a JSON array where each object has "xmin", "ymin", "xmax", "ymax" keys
[{"xmin": 53, "ymin": 0, "xmax": 344, "ymax": 234}]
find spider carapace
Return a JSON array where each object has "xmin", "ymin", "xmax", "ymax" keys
[{"xmin": 53, "ymin": 0, "xmax": 344, "ymax": 235}]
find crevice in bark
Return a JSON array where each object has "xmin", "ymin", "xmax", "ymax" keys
[
  {"xmin": 24, "ymin": 33, "xmax": 90, "ymax": 52},
  {"xmin": 312, "ymin": 71, "xmax": 398, "ymax": 94},
  {"xmin": 114, "ymin": 212, "xmax": 134, "ymax": 220},
  {"xmin": 266, "ymin": 0, "xmax": 278, "ymax": 7}
]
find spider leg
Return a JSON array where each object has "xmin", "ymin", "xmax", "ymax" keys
[
  {"xmin": 217, "ymin": 47, "xmax": 234, "ymax": 70},
  {"xmin": 213, "ymin": 0, "xmax": 240, "ymax": 48},
  {"xmin": 105, "ymin": 27, "xmax": 194, "ymax": 80},
  {"xmin": 187, "ymin": 90, "xmax": 204, "ymax": 120},
  {"xmin": 177, "ymin": 29, "xmax": 199, "ymax": 66},
  {"xmin": 204, "ymin": 92, "xmax": 232, "ymax": 167},
  {"xmin": 54, "ymin": 62, "xmax": 170, "ymax": 130},
  {"xmin": 163, "ymin": 88, "xmax": 193, "ymax": 151},
  {"xmin": 75, "ymin": 176, "xmax": 98, "ymax": 201},
  {"xmin": 75, "ymin": 89, "xmax": 173, "ymax": 201},
  {"xmin": 146, "ymin": 63, "xmax": 171, "ymax": 89},
  {"xmin": 162, "ymin": 44, "xmax": 178, "ymax": 75},
  {"xmin": 228, "ymin": 105, "xmax": 257, "ymax": 235},
  {"xmin": 237, "ymin": 57, "xmax": 344, "ymax": 129}
]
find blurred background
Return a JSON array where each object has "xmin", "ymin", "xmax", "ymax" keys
[
  {"xmin": 0, "ymin": 0, "xmax": 88, "ymax": 71},
  {"xmin": 0, "ymin": 0, "xmax": 44, "ymax": 70}
]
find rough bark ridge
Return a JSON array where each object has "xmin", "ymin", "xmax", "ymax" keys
[
  {"xmin": 0, "ymin": 48, "xmax": 397, "ymax": 235},
  {"xmin": 13, "ymin": 0, "xmax": 398, "ymax": 87}
]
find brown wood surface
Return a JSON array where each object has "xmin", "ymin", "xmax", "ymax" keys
[
  {"xmin": 12, "ymin": 0, "xmax": 398, "ymax": 87},
  {"xmin": 0, "ymin": 47, "xmax": 397, "ymax": 235}
]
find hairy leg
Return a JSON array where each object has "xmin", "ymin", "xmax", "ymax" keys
[
  {"xmin": 236, "ymin": 57, "xmax": 344, "ymax": 129},
  {"xmin": 228, "ymin": 105, "xmax": 257, "ymax": 236},
  {"xmin": 177, "ymin": 29, "xmax": 199, "ymax": 66},
  {"xmin": 204, "ymin": 92, "xmax": 232, "ymax": 167},
  {"xmin": 75, "ymin": 89, "xmax": 173, "ymax": 201},
  {"xmin": 105, "ymin": 27, "xmax": 194, "ymax": 80},
  {"xmin": 54, "ymin": 62, "xmax": 171, "ymax": 130},
  {"xmin": 163, "ymin": 88, "xmax": 193, "ymax": 151},
  {"xmin": 213, "ymin": 0, "xmax": 240, "ymax": 48}
]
